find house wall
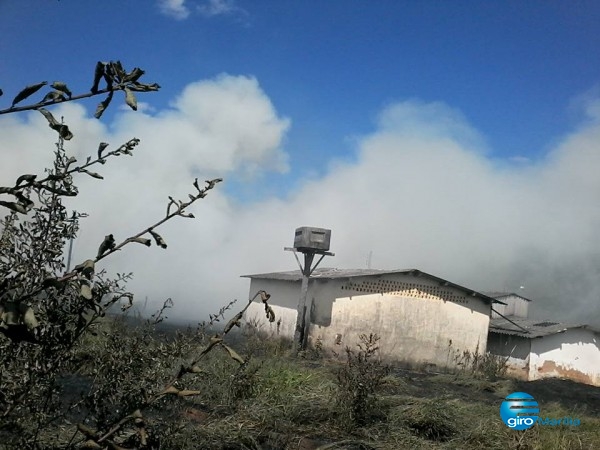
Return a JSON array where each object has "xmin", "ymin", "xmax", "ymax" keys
[
  {"xmin": 529, "ymin": 328, "xmax": 600, "ymax": 386},
  {"xmin": 487, "ymin": 333, "xmax": 530, "ymax": 379},
  {"xmin": 244, "ymin": 272, "xmax": 491, "ymax": 369},
  {"xmin": 244, "ymin": 279, "xmax": 303, "ymax": 338}
]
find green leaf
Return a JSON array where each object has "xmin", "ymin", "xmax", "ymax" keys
[
  {"xmin": 124, "ymin": 87, "xmax": 137, "ymax": 111},
  {"xmin": 94, "ymin": 91, "xmax": 113, "ymax": 119},
  {"xmin": 11, "ymin": 81, "xmax": 47, "ymax": 107},
  {"xmin": 51, "ymin": 81, "xmax": 72, "ymax": 98}
]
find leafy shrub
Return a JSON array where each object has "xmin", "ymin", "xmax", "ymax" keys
[{"xmin": 335, "ymin": 333, "xmax": 390, "ymax": 427}]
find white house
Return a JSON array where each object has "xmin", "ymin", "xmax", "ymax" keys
[
  {"xmin": 487, "ymin": 294, "xmax": 600, "ymax": 387},
  {"xmin": 242, "ymin": 268, "xmax": 501, "ymax": 369}
]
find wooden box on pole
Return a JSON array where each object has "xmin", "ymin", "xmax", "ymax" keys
[{"xmin": 285, "ymin": 226, "xmax": 334, "ymax": 354}]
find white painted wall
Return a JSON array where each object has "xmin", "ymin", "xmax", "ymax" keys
[
  {"xmin": 245, "ymin": 279, "xmax": 302, "ymax": 338},
  {"xmin": 529, "ymin": 328, "xmax": 600, "ymax": 386},
  {"xmin": 244, "ymin": 272, "xmax": 492, "ymax": 369},
  {"xmin": 491, "ymin": 294, "xmax": 530, "ymax": 318}
]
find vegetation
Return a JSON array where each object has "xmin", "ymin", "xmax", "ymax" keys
[
  {"xmin": 13, "ymin": 314, "xmax": 599, "ymax": 449},
  {"xmin": 448, "ymin": 341, "xmax": 510, "ymax": 380},
  {"xmin": 0, "ymin": 62, "xmax": 275, "ymax": 448},
  {"xmin": 334, "ymin": 333, "xmax": 390, "ymax": 427}
]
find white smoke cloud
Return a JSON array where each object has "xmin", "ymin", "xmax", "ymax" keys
[
  {"xmin": 156, "ymin": 0, "xmax": 247, "ymax": 21},
  {"xmin": 1, "ymin": 75, "xmax": 599, "ymax": 326},
  {"xmin": 197, "ymin": 0, "xmax": 246, "ymax": 18},
  {"xmin": 157, "ymin": 0, "xmax": 190, "ymax": 20}
]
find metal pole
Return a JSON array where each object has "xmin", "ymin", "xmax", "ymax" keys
[
  {"xmin": 66, "ymin": 235, "xmax": 74, "ymax": 273},
  {"xmin": 293, "ymin": 252, "xmax": 314, "ymax": 352}
]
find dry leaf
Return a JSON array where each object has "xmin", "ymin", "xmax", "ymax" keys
[
  {"xmin": 11, "ymin": 81, "xmax": 47, "ymax": 106},
  {"xmin": 222, "ymin": 344, "xmax": 245, "ymax": 364}
]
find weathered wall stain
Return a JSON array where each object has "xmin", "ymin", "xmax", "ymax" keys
[{"xmin": 536, "ymin": 360, "xmax": 594, "ymax": 385}]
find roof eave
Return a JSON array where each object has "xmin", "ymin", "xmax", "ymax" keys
[{"xmin": 242, "ymin": 268, "xmax": 502, "ymax": 305}]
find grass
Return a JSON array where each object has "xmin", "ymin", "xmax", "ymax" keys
[
  {"xmin": 36, "ymin": 318, "xmax": 600, "ymax": 449},
  {"xmin": 159, "ymin": 351, "xmax": 600, "ymax": 449}
]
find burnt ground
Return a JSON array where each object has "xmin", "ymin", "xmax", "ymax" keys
[
  {"xmin": 512, "ymin": 377, "xmax": 600, "ymax": 415},
  {"xmin": 389, "ymin": 367, "xmax": 600, "ymax": 416},
  {"xmin": 50, "ymin": 346, "xmax": 600, "ymax": 450}
]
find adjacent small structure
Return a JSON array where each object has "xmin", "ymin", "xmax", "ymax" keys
[
  {"xmin": 486, "ymin": 292, "xmax": 531, "ymax": 319},
  {"xmin": 487, "ymin": 294, "xmax": 600, "ymax": 387},
  {"xmin": 242, "ymin": 268, "xmax": 501, "ymax": 370}
]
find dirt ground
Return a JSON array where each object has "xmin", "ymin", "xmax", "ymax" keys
[{"xmin": 512, "ymin": 377, "xmax": 600, "ymax": 415}]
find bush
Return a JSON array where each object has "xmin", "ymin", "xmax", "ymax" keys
[{"xmin": 334, "ymin": 333, "xmax": 390, "ymax": 427}]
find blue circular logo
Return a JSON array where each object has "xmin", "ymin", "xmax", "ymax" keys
[{"xmin": 500, "ymin": 392, "xmax": 539, "ymax": 430}]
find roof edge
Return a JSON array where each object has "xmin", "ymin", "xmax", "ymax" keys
[{"xmin": 242, "ymin": 268, "xmax": 505, "ymax": 305}]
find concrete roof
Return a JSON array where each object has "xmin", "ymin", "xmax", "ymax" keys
[
  {"xmin": 483, "ymin": 291, "xmax": 533, "ymax": 302},
  {"xmin": 489, "ymin": 316, "xmax": 599, "ymax": 339},
  {"xmin": 241, "ymin": 268, "xmax": 504, "ymax": 305}
]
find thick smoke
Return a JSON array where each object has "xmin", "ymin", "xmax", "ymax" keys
[{"xmin": 1, "ymin": 76, "xmax": 599, "ymax": 326}]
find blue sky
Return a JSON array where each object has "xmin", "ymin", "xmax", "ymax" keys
[
  {"xmin": 2, "ymin": 1, "xmax": 599, "ymax": 198},
  {"xmin": 1, "ymin": 1, "xmax": 600, "ymax": 323}
]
